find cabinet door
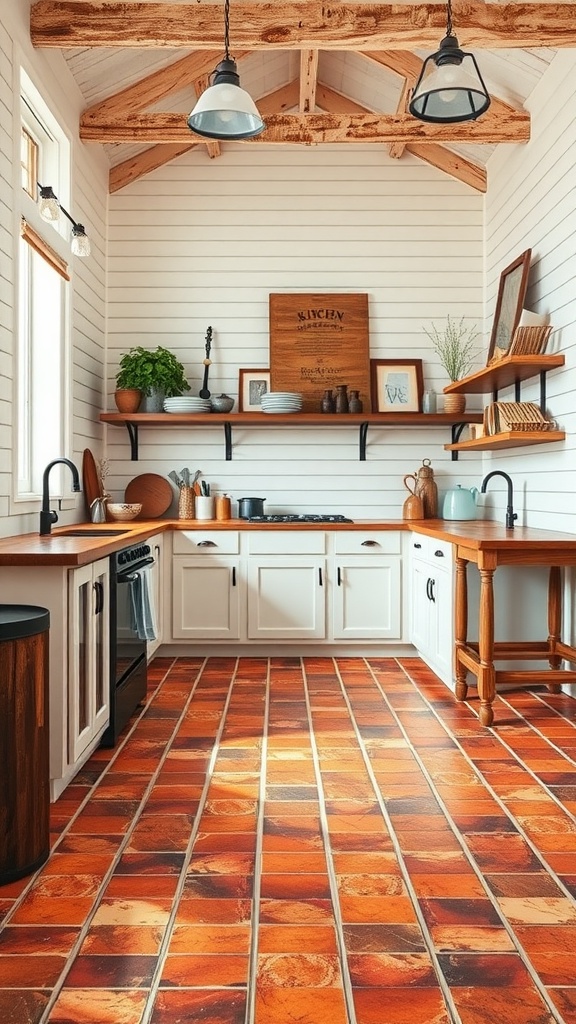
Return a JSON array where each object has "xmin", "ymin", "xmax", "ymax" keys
[
  {"xmin": 333, "ymin": 557, "xmax": 401, "ymax": 640},
  {"xmin": 172, "ymin": 557, "xmax": 240, "ymax": 639},
  {"xmin": 410, "ymin": 559, "xmax": 432, "ymax": 654},
  {"xmin": 247, "ymin": 557, "xmax": 326, "ymax": 640},
  {"xmin": 428, "ymin": 568, "xmax": 454, "ymax": 686},
  {"xmin": 68, "ymin": 558, "xmax": 110, "ymax": 763}
]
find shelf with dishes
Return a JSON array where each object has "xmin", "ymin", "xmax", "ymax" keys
[
  {"xmin": 443, "ymin": 353, "xmax": 566, "ymax": 456},
  {"xmin": 100, "ymin": 410, "xmax": 484, "ymax": 462}
]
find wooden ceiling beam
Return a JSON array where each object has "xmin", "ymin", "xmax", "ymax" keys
[
  {"xmin": 389, "ymin": 79, "xmax": 412, "ymax": 159},
  {"xmin": 300, "ymin": 50, "xmax": 319, "ymax": 113},
  {"xmin": 31, "ymin": 1, "xmax": 576, "ymax": 50},
  {"xmin": 81, "ymin": 109, "xmax": 530, "ymax": 145},
  {"xmin": 316, "ymin": 83, "xmax": 486, "ymax": 192}
]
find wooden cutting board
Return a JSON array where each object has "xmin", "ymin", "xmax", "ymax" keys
[
  {"xmin": 82, "ymin": 449, "xmax": 102, "ymax": 519},
  {"xmin": 125, "ymin": 473, "xmax": 173, "ymax": 518}
]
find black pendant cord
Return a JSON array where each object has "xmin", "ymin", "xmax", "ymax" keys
[
  {"xmin": 224, "ymin": 0, "xmax": 231, "ymax": 60},
  {"xmin": 445, "ymin": 0, "xmax": 453, "ymax": 37}
]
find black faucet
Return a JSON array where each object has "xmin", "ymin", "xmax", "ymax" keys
[
  {"xmin": 480, "ymin": 470, "xmax": 517, "ymax": 530},
  {"xmin": 40, "ymin": 458, "xmax": 82, "ymax": 535}
]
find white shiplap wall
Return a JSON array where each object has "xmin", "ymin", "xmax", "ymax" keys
[
  {"xmin": 483, "ymin": 51, "xmax": 576, "ymax": 534},
  {"xmin": 107, "ymin": 146, "xmax": 484, "ymax": 519},
  {"xmin": 0, "ymin": 2, "xmax": 109, "ymax": 539}
]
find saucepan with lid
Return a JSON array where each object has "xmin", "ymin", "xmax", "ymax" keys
[{"xmin": 238, "ymin": 497, "xmax": 266, "ymax": 519}]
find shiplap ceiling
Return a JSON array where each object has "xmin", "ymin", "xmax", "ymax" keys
[{"xmin": 30, "ymin": 2, "xmax": 563, "ymax": 193}]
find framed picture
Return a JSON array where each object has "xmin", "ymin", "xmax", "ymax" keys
[
  {"xmin": 238, "ymin": 368, "xmax": 271, "ymax": 411},
  {"xmin": 486, "ymin": 248, "xmax": 532, "ymax": 364},
  {"xmin": 370, "ymin": 359, "xmax": 424, "ymax": 413}
]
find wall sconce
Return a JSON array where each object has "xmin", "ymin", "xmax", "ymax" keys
[
  {"xmin": 187, "ymin": 0, "xmax": 265, "ymax": 140},
  {"xmin": 37, "ymin": 184, "xmax": 91, "ymax": 257},
  {"xmin": 409, "ymin": 0, "xmax": 490, "ymax": 123}
]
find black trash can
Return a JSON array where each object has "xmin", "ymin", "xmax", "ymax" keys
[{"xmin": 0, "ymin": 605, "xmax": 50, "ymax": 884}]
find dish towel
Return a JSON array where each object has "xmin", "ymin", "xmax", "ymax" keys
[{"xmin": 129, "ymin": 564, "xmax": 158, "ymax": 642}]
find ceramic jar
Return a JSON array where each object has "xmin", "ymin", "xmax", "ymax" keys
[
  {"xmin": 321, "ymin": 389, "xmax": 335, "ymax": 413},
  {"xmin": 335, "ymin": 385, "xmax": 349, "ymax": 413},
  {"xmin": 348, "ymin": 390, "xmax": 363, "ymax": 413}
]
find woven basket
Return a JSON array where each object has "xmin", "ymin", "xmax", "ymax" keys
[{"xmin": 178, "ymin": 486, "xmax": 195, "ymax": 520}]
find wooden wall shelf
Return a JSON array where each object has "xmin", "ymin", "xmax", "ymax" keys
[
  {"xmin": 445, "ymin": 430, "xmax": 566, "ymax": 454},
  {"xmin": 100, "ymin": 410, "xmax": 484, "ymax": 462},
  {"xmin": 444, "ymin": 354, "xmax": 565, "ymax": 395}
]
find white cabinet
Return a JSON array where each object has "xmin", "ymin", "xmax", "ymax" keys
[
  {"xmin": 0, "ymin": 558, "xmax": 111, "ymax": 799},
  {"xmin": 332, "ymin": 533, "xmax": 402, "ymax": 640},
  {"xmin": 68, "ymin": 558, "xmax": 110, "ymax": 762},
  {"xmin": 172, "ymin": 530, "xmax": 241, "ymax": 639},
  {"xmin": 409, "ymin": 533, "xmax": 454, "ymax": 687}
]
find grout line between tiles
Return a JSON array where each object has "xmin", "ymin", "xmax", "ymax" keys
[
  {"xmin": 243, "ymin": 660, "xmax": 271, "ymax": 1024},
  {"xmin": 301, "ymin": 657, "xmax": 358, "ymax": 1024},
  {"xmin": 385, "ymin": 658, "xmax": 570, "ymax": 1024},
  {"xmin": 33, "ymin": 656, "xmax": 206, "ymax": 1024},
  {"xmin": 139, "ymin": 657, "xmax": 245, "ymax": 1024},
  {"xmin": 326, "ymin": 657, "xmax": 463, "ymax": 1024}
]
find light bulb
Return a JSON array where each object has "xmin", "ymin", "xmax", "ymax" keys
[
  {"xmin": 38, "ymin": 186, "xmax": 60, "ymax": 222},
  {"xmin": 71, "ymin": 224, "xmax": 91, "ymax": 257}
]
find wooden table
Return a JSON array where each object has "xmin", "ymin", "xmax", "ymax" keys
[{"xmin": 410, "ymin": 521, "xmax": 576, "ymax": 726}]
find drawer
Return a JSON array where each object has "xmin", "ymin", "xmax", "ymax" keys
[
  {"xmin": 247, "ymin": 531, "xmax": 326, "ymax": 555},
  {"xmin": 173, "ymin": 531, "xmax": 240, "ymax": 555},
  {"xmin": 410, "ymin": 532, "xmax": 453, "ymax": 565},
  {"xmin": 334, "ymin": 532, "xmax": 401, "ymax": 555}
]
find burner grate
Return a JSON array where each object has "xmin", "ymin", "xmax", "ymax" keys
[{"xmin": 247, "ymin": 514, "xmax": 354, "ymax": 523}]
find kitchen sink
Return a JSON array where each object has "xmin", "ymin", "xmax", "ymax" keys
[{"xmin": 56, "ymin": 529, "xmax": 131, "ymax": 537}]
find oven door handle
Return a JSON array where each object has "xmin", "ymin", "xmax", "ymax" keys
[{"xmin": 117, "ymin": 556, "xmax": 155, "ymax": 582}]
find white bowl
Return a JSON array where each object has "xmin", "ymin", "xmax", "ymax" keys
[{"xmin": 107, "ymin": 503, "xmax": 142, "ymax": 521}]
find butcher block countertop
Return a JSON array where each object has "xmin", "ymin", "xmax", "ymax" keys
[{"xmin": 0, "ymin": 518, "xmax": 575, "ymax": 567}]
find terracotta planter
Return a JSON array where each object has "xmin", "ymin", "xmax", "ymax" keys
[
  {"xmin": 114, "ymin": 389, "xmax": 142, "ymax": 413},
  {"xmin": 443, "ymin": 392, "xmax": 466, "ymax": 415}
]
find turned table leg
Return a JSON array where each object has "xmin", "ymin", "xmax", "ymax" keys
[
  {"xmin": 455, "ymin": 556, "xmax": 468, "ymax": 700},
  {"xmin": 478, "ymin": 565, "xmax": 496, "ymax": 727},
  {"xmin": 547, "ymin": 565, "xmax": 563, "ymax": 690}
]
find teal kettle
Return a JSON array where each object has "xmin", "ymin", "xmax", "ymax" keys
[{"xmin": 442, "ymin": 484, "xmax": 479, "ymax": 521}]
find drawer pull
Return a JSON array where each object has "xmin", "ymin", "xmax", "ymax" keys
[
  {"xmin": 319, "ymin": 567, "xmax": 323, "ymax": 586},
  {"xmin": 337, "ymin": 566, "xmax": 342, "ymax": 586},
  {"xmin": 361, "ymin": 540, "xmax": 379, "ymax": 547},
  {"xmin": 197, "ymin": 540, "xmax": 217, "ymax": 548},
  {"xmin": 434, "ymin": 549, "xmax": 445, "ymax": 558},
  {"xmin": 413, "ymin": 542, "xmax": 422, "ymax": 549},
  {"xmin": 232, "ymin": 566, "xmax": 236, "ymax": 586}
]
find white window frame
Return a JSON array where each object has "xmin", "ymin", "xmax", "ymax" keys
[{"xmin": 14, "ymin": 69, "xmax": 74, "ymax": 507}]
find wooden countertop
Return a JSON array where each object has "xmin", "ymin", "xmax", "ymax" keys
[
  {"xmin": 1, "ymin": 517, "xmax": 575, "ymax": 567},
  {"xmin": 409, "ymin": 519, "xmax": 576, "ymax": 552},
  {"xmin": 0, "ymin": 519, "xmax": 407, "ymax": 566}
]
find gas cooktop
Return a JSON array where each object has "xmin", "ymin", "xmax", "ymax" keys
[{"xmin": 247, "ymin": 514, "xmax": 354, "ymax": 523}]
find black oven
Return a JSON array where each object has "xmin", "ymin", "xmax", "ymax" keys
[{"xmin": 101, "ymin": 541, "xmax": 156, "ymax": 746}]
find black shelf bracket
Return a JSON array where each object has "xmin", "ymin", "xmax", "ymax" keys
[
  {"xmin": 450, "ymin": 422, "xmax": 468, "ymax": 461},
  {"xmin": 126, "ymin": 422, "xmax": 139, "ymax": 460},
  {"xmin": 359, "ymin": 422, "xmax": 369, "ymax": 461},
  {"xmin": 224, "ymin": 421, "xmax": 232, "ymax": 461}
]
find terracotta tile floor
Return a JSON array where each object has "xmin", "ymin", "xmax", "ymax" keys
[{"xmin": 2, "ymin": 655, "xmax": 576, "ymax": 1024}]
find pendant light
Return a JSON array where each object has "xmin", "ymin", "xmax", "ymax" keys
[
  {"xmin": 409, "ymin": 0, "xmax": 490, "ymax": 124},
  {"xmin": 187, "ymin": 0, "xmax": 265, "ymax": 141}
]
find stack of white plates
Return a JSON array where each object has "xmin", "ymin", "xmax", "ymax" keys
[
  {"xmin": 260, "ymin": 392, "xmax": 303, "ymax": 414},
  {"xmin": 163, "ymin": 396, "xmax": 212, "ymax": 413}
]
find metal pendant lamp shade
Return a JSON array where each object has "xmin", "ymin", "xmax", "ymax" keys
[
  {"xmin": 187, "ymin": 0, "xmax": 265, "ymax": 141},
  {"xmin": 409, "ymin": 0, "xmax": 490, "ymax": 123}
]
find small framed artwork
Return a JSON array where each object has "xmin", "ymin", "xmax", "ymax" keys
[
  {"xmin": 238, "ymin": 368, "xmax": 271, "ymax": 412},
  {"xmin": 486, "ymin": 248, "xmax": 532, "ymax": 364},
  {"xmin": 370, "ymin": 359, "xmax": 424, "ymax": 413}
]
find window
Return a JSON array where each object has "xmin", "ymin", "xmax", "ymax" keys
[{"xmin": 16, "ymin": 71, "xmax": 71, "ymax": 502}]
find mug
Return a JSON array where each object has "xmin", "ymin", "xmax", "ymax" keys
[{"xmin": 195, "ymin": 495, "xmax": 215, "ymax": 520}]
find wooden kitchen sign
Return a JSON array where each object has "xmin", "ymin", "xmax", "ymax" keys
[{"xmin": 269, "ymin": 293, "xmax": 371, "ymax": 412}]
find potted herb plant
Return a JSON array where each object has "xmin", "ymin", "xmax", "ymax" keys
[
  {"xmin": 423, "ymin": 315, "xmax": 480, "ymax": 414},
  {"xmin": 114, "ymin": 346, "xmax": 191, "ymax": 412}
]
